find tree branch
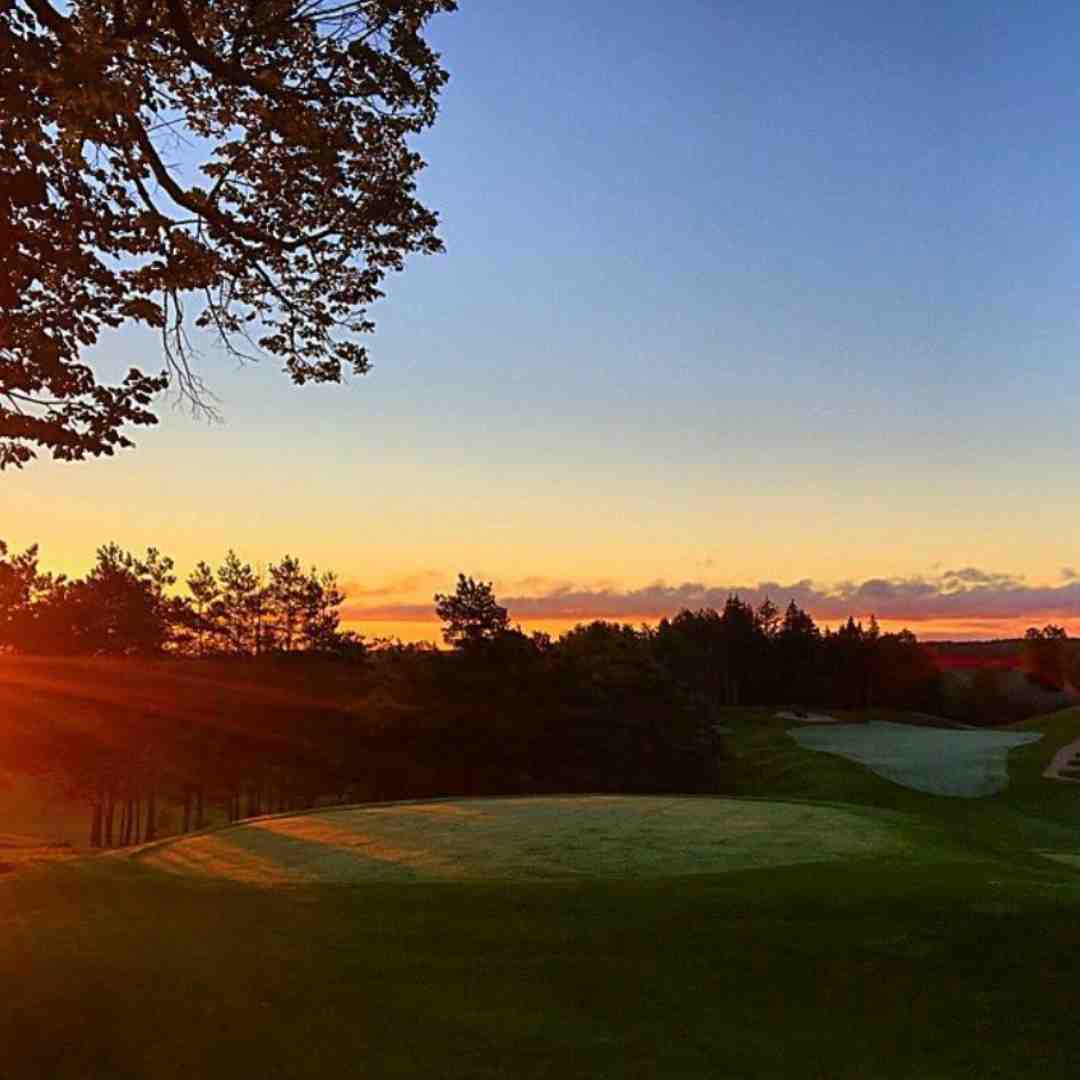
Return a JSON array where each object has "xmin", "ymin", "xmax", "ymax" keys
[
  {"xmin": 129, "ymin": 113, "xmax": 336, "ymax": 253},
  {"xmin": 22, "ymin": 0, "xmax": 73, "ymax": 39},
  {"xmin": 165, "ymin": 0, "xmax": 291, "ymax": 99}
]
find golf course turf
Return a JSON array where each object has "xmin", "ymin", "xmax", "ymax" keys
[
  {"xmin": 6, "ymin": 707, "xmax": 1080, "ymax": 1078},
  {"xmin": 137, "ymin": 795, "xmax": 906, "ymax": 883}
]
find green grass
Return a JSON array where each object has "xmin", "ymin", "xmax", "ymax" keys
[
  {"xmin": 136, "ymin": 795, "xmax": 909, "ymax": 883},
  {"xmin": 7, "ymin": 705, "xmax": 1080, "ymax": 1078}
]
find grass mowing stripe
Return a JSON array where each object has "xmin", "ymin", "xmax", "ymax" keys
[{"xmin": 136, "ymin": 796, "xmax": 908, "ymax": 884}]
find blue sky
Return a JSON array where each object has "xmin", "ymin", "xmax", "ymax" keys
[{"xmin": 9, "ymin": 0, "xmax": 1080, "ymax": 638}]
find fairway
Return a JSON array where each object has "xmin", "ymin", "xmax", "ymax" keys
[
  {"xmin": 8, "ymin": 711, "xmax": 1080, "ymax": 1080},
  {"xmin": 791, "ymin": 720, "xmax": 1043, "ymax": 797},
  {"xmin": 135, "ymin": 795, "xmax": 904, "ymax": 883}
]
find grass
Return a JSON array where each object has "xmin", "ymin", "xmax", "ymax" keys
[
  {"xmin": 6, "ymin": 702, "xmax": 1080, "ymax": 1077},
  {"xmin": 6, "ymin": 855, "xmax": 1080, "ymax": 1078},
  {"xmin": 0, "ymin": 769, "xmax": 90, "ymax": 848},
  {"xmin": 137, "ymin": 795, "xmax": 908, "ymax": 883}
]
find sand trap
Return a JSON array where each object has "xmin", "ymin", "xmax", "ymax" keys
[
  {"xmin": 1042, "ymin": 735, "xmax": 1080, "ymax": 784},
  {"xmin": 135, "ymin": 796, "xmax": 903, "ymax": 885},
  {"xmin": 776, "ymin": 710, "xmax": 841, "ymax": 724},
  {"xmin": 792, "ymin": 722, "xmax": 1041, "ymax": 798}
]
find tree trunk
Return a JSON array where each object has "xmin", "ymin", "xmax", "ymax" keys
[
  {"xmin": 145, "ymin": 787, "xmax": 157, "ymax": 843},
  {"xmin": 104, "ymin": 794, "xmax": 115, "ymax": 848},
  {"xmin": 90, "ymin": 797, "xmax": 103, "ymax": 849},
  {"xmin": 195, "ymin": 784, "xmax": 206, "ymax": 829}
]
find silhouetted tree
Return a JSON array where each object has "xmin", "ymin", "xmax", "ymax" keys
[
  {"xmin": 825, "ymin": 617, "xmax": 869, "ymax": 708},
  {"xmin": 185, "ymin": 561, "xmax": 221, "ymax": 656},
  {"xmin": 1, "ymin": 0, "xmax": 457, "ymax": 467},
  {"xmin": 434, "ymin": 575, "xmax": 510, "ymax": 649},
  {"xmin": 268, "ymin": 556, "xmax": 309, "ymax": 653},
  {"xmin": 215, "ymin": 551, "xmax": 262, "ymax": 655},
  {"xmin": 654, "ymin": 609, "xmax": 725, "ymax": 718},
  {"xmin": 756, "ymin": 596, "xmax": 780, "ymax": 640},
  {"xmin": 40, "ymin": 544, "xmax": 181, "ymax": 655},
  {"xmin": 718, "ymin": 595, "xmax": 760, "ymax": 705},
  {"xmin": 774, "ymin": 601, "xmax": 823, "ymax": 706},
  {"xmin": 1024, "ymin": 625, "xmax": 1068, "ymax": 690},
  {"xmin": 300, "ymin": 569, "xmax": 352, "ymax": 654},
  {"xmin": 0, "ymin": 541, "xmax": 54, "ymax": 650}
]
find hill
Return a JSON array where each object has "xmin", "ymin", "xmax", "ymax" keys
[
  {"xmin": 5, "ymin": 704, "xmax": 1080, "ymax": 1078},
  {"xmin": 0, "ymin": 655, "xmax": 373, "ymax": 848}
]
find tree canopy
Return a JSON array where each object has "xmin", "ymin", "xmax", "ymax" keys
[
  {"xmin": 0, "ymin": 0, "xmax": 456, "ymax": 467},
  {"xmin": 434, "ymin": 574, "xmax": 511, "ymax": 649}
]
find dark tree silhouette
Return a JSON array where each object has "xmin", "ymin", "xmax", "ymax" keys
[
  {"xmin": 1024, "ymin": 625, "xmax": 1068, "ymax": 690},
  {"xmin": 774, "ymin": 600, "xmax": 822, "ymax": 706},
  {"xmin": 1, "ymin": 0, "xmax": 456, "ymax": 467},
  {"xmin": 0, "ymin": 541, "xmax": 53, "ymax": 649},
  {"xmin": 18, "ymin": 543, "xmax": 181, "ymax": 655},
  {"xmin": 434, "ymin": 574, "xmax": 511, "ymax": 649}
]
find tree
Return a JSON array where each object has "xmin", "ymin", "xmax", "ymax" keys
[
  {"xmin": 775, "ymin": 600, "xmax": 821, "ymax": 705},
  {"xmin": 215, "ymin": 549, "xmax": 261, "ymax": 655},
  {"xmin": 1024, "ymin": 625, "xmax": 1068, "ymax": 690},
  {"xmin": 58, "ymin": 543, "xmax": 179, "ymax": 654},
  {"xmin": 0, "ymin": 540, "xmax": 54, "ymax": 649},
  {"xmin": 755, "ymin": 596, "xmax": 780, "ymax": 640},
  {"xmin": 1, "ymin": 0, "xmax": 457, "ymax": 467},
  {"xmin": 268, "ymin": 555, "xmax": 308, "ymax": 653},
  {"xmin": 300, "ymin": 567, "xmax": 351, "ymax": 654},
  {"xmin": 717, "ymin": 595, "xmax": 759, "ymax": 705},
  {"xmin": 434, "ymin": 574, "xmax": 510, "ymax": 649},
  {"xmin": 185, "ymin": 559, "xmax": 221, "ymax": 655}
]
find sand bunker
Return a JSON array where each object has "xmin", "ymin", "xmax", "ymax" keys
[
  {"xmin": 135, "ymin": 796, "xmax": 903, "ymax": 885},
  {"xmin": 791, "ymin": 722, "xmax": 1042, "ymax": 797}
]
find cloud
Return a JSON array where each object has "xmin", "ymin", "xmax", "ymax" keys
[
  {"xmin": 340, "ymin": 567, "xmax": 1080, "ymax": 629},
  {"xmin": 941, "ymin": 567, "xmax": 1023, "ymax": 590},
  {"xmin": 1063, "ymin": 567, "xmax": 1078, "ymax": 581},
  {"xmin": 339, "ymin": 601, "xmax": 437, "ymax": 623},
  {"xmin": 340, "ymin": 571, "xmax": 444, "ymax": 600}
]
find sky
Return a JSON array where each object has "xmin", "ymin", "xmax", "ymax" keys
[{"xmin": 7, "ymin": 0, "xmax": 1080, "ymax": 641}]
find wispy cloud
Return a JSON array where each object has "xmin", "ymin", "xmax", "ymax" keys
[
  {"xmin": 340, "ymin": 571, "xmax": 444, "ymax": 600},
  {"xmin": 341, "ymin": 568, "xmax": 1080, "ymax": 628}
]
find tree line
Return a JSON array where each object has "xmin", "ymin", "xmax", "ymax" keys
[
  {"xmin": 432, "ymin": 574, "xmax": 943, "ymax": 714},
  {"xmin": 0, "ymin": 543, "xmax": 945, "ymax": 717},
  {"xmin": 2, "ymin": 550, "xmax": 949, "ymax": 850},
  {"xmin": 0, "ymin": 540, "xmax": 358, "ymax": 658}
]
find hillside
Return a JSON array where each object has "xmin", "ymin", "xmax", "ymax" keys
[
  {"xmin": 0, "ymin": 655, "xmax": 374, "ymax": 848},
  {"xmin": 6, "ymin": 703, "xmax": 1080, "ymax": 1078}
]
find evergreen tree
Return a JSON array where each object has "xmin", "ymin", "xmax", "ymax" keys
[{"xmin": 434, "ymin": 575, "xmax": 510, "ymax": 650}]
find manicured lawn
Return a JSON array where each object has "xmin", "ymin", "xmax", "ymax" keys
[
  {"xmin": 138, "ymin": 795, "xmax": 907, "ymax": 883},
  {"xmin": 6, "ymin": 706, "xmax": 1080, "ymax": 1078},
  {"xmin": 5, "ymin": 855, "xmax": 1080, "ymax": 1079}
]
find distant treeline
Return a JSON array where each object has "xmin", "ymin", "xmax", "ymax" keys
[
  {"xmin": 1, "ymin": 541, "xmax": 940, "ymax": 708},
  {"xmin": 0, "ymin": 544, "xmax": 1044, "ymax": 849},
  {"xmin": 0, "ymin": 540, "xmax": 357, "ymax": 658}
]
